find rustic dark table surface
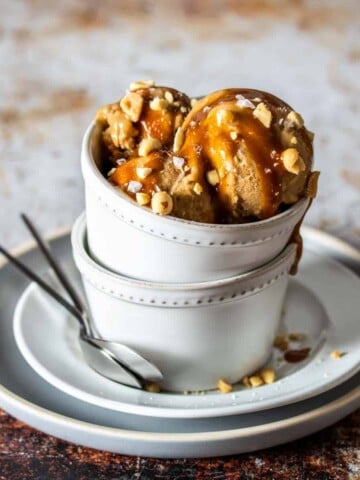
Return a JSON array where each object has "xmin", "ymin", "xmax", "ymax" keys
[{"xmin": 0, "ymin": 409, "xmax": 358, "ymax": 479}]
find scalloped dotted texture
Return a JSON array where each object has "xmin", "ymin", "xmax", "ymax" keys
[
  {"xmin": 79, "ymin": 269, "xmax": 289, "ymax": 308},
  {"xmin": 97, "ymin": 195, "xmax": 294, "ymax": 247}
]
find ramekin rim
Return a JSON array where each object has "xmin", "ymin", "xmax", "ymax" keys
[
  {"xmin": 72, "ymin": 213, "xmax": 297, "ymax": 294},
  {"xmin": 82, "ymin": 122, "xmax": 310, "ymax": 234}
]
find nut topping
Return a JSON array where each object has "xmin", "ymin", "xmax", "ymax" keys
[
  {"xmin": 151, "ymin": 191, "xmax": 173, "ymax": 215},
  {"xmin": 259, "ymin": 368, "xmax": 276, "ymax": 384},
  {"xmin": 120, "ymin": 92, "xmax": 144, "ymax": 122},
  {"xmin": 330, "ymin": 350, "xmax": 343, "ymax": 360},
  {"xmin": 249, "ymin": 375, "xmax": 264, "ymax": 387},
  {"xmin": 108, "ymin": 110, "xmax": 138, "ymax": 149},
  {"xmin": 138, "ymin": 137, "xmax": 161, "ymax": 157},
  {"xmin": 173, "ymin": 127, "xmax": 185, "ymax": 152},
  {"xmin": 136, "ymin": 192, "xmax": 151, "ymax": 205},
  {"xmin": 281, "ymin": 148, "xmax": 306, "ymax": 175},
  {"xmin": 206, "ymin": 169, "xmax": 220, "ymax": 186},
  {"xmin": 217, "ymin": 379, "xmax": 232, "ymax": 393},
  {"xmin": 253, "ymin": 102, "xmax": 272, "ymax": 128},
  {"xmin": 129, "ymin": 79, "xmax": 155, "ymax": 91},
  {"xmin": 149, "ymin": 97, "xmax": 168, "ymax": 111},
  {"xmin": 136, "ymin": 167, "xmax": 152, "ymax": 179},
  {"xmin": 193, "ymin": 182, "xmax": 203, "ymax": 195},
  {"xmin": 164, "ymin": 91, "xmax": 174, "ymax": 103},
  {"xmin": 286, "ymin": 110, "xmax": 304, "ymax": 128}
]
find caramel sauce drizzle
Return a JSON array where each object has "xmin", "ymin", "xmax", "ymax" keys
[
  {"xmin": 284, "ymin": 348, "xmax": 311, "ymax": 363},
  {"xmin": 181, "ymin": 89, "xmax": 290, "ymax": 219}
]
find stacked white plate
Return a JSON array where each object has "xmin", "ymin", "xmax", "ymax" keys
[{"xmin": 0, "ymin": 225, "xmax": 358, "ymax": 457}]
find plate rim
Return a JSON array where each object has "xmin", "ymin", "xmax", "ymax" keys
[
  {"xmin": 0, "ymin": 225, "xmax": 359, "ymax": 444},
  {"xmin": 12, "ymin": 229, "xmax": 360, "ymax": 418}
]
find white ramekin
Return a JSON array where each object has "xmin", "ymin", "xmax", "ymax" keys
[
  {"xmin": 72, "ymin": 213, "xmax": 296, "ymax": 392},
  {"xmin": 81, "ymin": 122, "xmax": 309, "ymax": 283}
]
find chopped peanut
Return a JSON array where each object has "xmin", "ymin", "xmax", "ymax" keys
[
  {"xmin": 286, "ymin": 110, "xmax": 304, "ymax": 128},
  {"xmin": 129, "ymin": 79, "xmax": 155, "ymax": 91},
  {"xmin": 281, "ymin": 148, "xmax": 306, "ymax": 175},
  {"xmin": 218, "ymin": 378, "xmax": 232, "ymax": 393},
  {"xmin": 242, "ymin": 376, "xmax": 251, "ymax": 387},
  {"xmin": 173, "ymin": 127, "xmax": 185, "ymax": 152},
  {"xmin": 253, "ymin": 102, "xmax": 272, "ymax": 128},
  {"xmin": 136, "ymin": 192, "xmax": 151, "ymax": 205},
  {"xmin": 151, "ymin": 191, "xmax": 173, "ymax": 215},
  {"xmin": 149, "ymin": 97, "xmax": 168, "ymax": 111},
  {"xmin": 136, "ymin": 167, "xmax": 152, "ymax": 179},
  {"xmin": 193, "ymin": 182, "xmax": 203, "ymax": 195},
  {"xmin": 108, "ymin": 110, "xmax": 138, "ymax": 149},
  {"xmin": 249, "ymin": 375, "xmax": 264, "ymax": 387},
  {"xmin": 206, "ymin": 169, "xmax": 220, "ymax": 186},
  {"xmin": 259, "ymin": 368, "xmax": 276, "ymax": 385},
  {"xmin": 120, "ymin": 92, "xmax": 144, "ymax": 122},
  {"xmin": 138, "ymin": 137, "xmax": 161, "ymax": 157},
  {"xmin": 331, "ymin": 350, "xmax": 343, "ymax": 360},
  {"xmin": 164, "ymin": 91, "xmax": 174, "ymax": 103}
]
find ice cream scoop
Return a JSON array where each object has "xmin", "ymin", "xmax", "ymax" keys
[
  {"xmin": 96, "ymin": 82, "xmax": 191, "ymax": 167},
  {"xmin": 97, "ymin": 85, "xmax": 317, "ymax": 225},
  {"xmin": 177, "ymin": 88, "xmax": 314, "ymax": 222}
]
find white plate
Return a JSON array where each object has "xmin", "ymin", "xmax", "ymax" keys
[
  {"xmin": 0, "ymin": 227, "xmax": 359, "ymax": 457},
  {"xmin": 13, "ymin": 238, "xmax": 360, "ymax": 418}
]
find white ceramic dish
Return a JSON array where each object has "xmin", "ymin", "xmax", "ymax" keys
[
  {"xmin": 82, "ymin": 122, "xmax": 310, "ymax": 282},
  {"xmin": 14, "ymin": 243, "xmax": 360, "ymax": 418},
  {"xmin": 1, "ymin": 228, "xmax": 359, "ymax": 457},
  {"xmin": 72, "ymin": 213, "xmax": 296, "ymax": 392}
]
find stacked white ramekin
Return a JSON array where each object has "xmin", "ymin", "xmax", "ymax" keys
[{"xmin": 71, "ymin": 122, "xmax": 309, "ymax": 392}]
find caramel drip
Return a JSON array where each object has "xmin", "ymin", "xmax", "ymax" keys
[
  {"xmin": 289, "ymin": 199, "xmax": 312, "ymax": 275},
  {"xmin": 284, "ymin": 348, "xmax": 311, "ymax": 363},
  {"xmin": 136, "ymin": 87, "xmax": 191, "ymax": 148},
  {"xmin": 181, "ymin": 89, "xmax": 289, "ymax": 220},
  {"xmin": 110, "ymin": 152, "xmax": 164, "ymax": 197}
]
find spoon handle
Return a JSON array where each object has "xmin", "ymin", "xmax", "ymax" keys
[
  {"xmin": 0, "ymin": 245, "xmax": 85, "ymax": 327},
  {"xmin": 20, "ymin": 214, "xmax": 92, "ymax": 336},
  {"xmin": 21, "ymin": 214, "xmax": 85, "ymax": 313}
]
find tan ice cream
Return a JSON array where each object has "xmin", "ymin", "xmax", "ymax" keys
[{"xmin": 96, "ymin": 83, "xmax": 318, "ymax": 224}]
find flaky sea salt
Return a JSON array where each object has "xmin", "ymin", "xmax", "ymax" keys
[
  {"xmin": 172, "ymin": 156, "xmax": 185, "ymax": 169},
  {"xmin": 116, "ymin": 158, "xmax": 127, "ymax": 165},
  {"xmin": 127, "ymin": 180, "xmax": 142, "ymax": 193},
  {"xmin": 236, "ymin": 94, "xmax": 255, "ymax": 109}
]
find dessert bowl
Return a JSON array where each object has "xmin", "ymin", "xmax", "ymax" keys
[
  {"xmin": 82, "ymin": 122, "xmax": 309, "ymax": 283},
  {"xmin": 72, "ymin": 213, "xmax": 296, "ymax": 392}
]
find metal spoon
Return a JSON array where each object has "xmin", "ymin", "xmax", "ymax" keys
[{"xmin": 0, "ymin": 217, "xmax": 162, "ymax": 389}]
